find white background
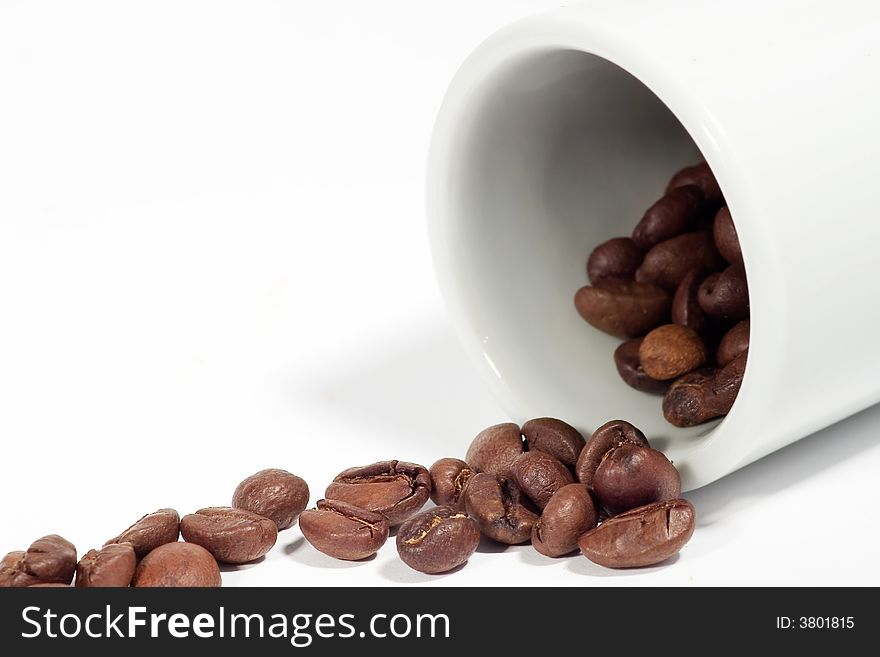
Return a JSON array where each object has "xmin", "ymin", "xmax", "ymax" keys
[{"xmin": 2, "ymin": 0, "xmax": 879, "ymax": 587}]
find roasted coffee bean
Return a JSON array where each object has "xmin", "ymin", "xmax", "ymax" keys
[
  {"xmin": 713, "ymin": 206, "xmax": 742, "ymax": 264},
  {"xmin": 717, "ymin": 320, "xmax": 750, "ymax": 367},
  {"xmin": 75, "ymin": 543, "xmax": 136, "ymax": 588},
  {"xmin": 325, "ymin": 461, "xmax": 431, "ymax": 526},
  {"xmin": 578, "ymin": 499, "xmax": 696, "ymax": 568},
  {"xmin": 396, "ymin": 506, "xmax": 480, "ymax": 574},
  {"xmin": 532, "ymin": 484, "xmax": 598, "ymax": 558},
  {"xmin": 0, "ymin": 535, "xmax": 77, "ymax": 587},
  {"xmin": 613, "ymin": 338, "xmax": 669, "ymax": 394},
  {"xmin": 667, "ymin": 162, "xmax": 723, "ymax": 204},
  {"xmin": 592, "ymin": 444, "xmax": 681, "ymax": 515},
  {"xmin": 672, "ymin": 267, "xmax": 710, "ymax": 334},
  {"xmin": 574, "ymin": 278, "xmax": 671, "ymax": 338},
  {"xmin": 632, "ymin": 185, "xmax": 704, "ymax": 250},
  {"xmin": 429, "ymin": 458, "xmax": 473, "ymax": 510},
  {"xmin": 635, "ymin": 231, "xmax": 725, "ymax": 291},
  {"xmin": 521, "ymin": 417, "xmax": 585, "ymax": 471},
  {"xmin": 639, "ymin": 324, "xmax": 708, "ymax": 381},
  {"xmin": 464, "ymin": 473, "xmax": 538, "ymax": 545},
  {"xmin": 575, "ymin": 420, "xmax": 649, "ymax": 488},
  {"xmin": 106, "ymin": 508, "xmax": 180, "ymax": 559},
  {"xmin": 132, "ymin": 542, "xmax": 221, "ymax": 587},
  {"xmin": 587, "ymin": 237, "xmax": 644, "ymax": 283},
  {"xmin": 663, "ymin": 351, "xmax": 747, "ymax": 427},
  {"xmin": 299, "ymin": 499, "xmax": 389, "ymax": 561},
  {"xmin": 465, "ymin": 423, "xmax": 524, "ymax": 479},
  {"xmin": 509, "ymin": 451, "xmax": 574, "ymax": 510},
  {"xmin": 698, "ymin": 261, "xmax": 749, "ymax": 321},
  {"xmin": 180, "ymin": 507, "xmax": 278, "ymax": 564},
  {"xmin": 232, "ymin": 468, "xmax": 310, "ymax": 531}
]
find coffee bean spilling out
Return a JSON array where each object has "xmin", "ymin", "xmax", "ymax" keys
[
  {"xmin": 1, "ymin": 417, "xmax": 696, "ymax": 585},
  {"xmin": 576, "ymin": 161, "xmax": 749, "ymax": 427}
]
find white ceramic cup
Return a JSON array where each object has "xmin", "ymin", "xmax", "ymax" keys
[{"xmin": 427, "ymin": 0, "xmax": 880, "ymax": 490}]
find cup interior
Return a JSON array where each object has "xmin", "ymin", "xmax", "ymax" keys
[{"xmin": 436, "ymin": 48, "xmax": 725, "ymax": 454}]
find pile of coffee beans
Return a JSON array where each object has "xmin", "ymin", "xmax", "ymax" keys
[
  {"xmin": 0, "ymin": 417, "xmax": 695, "ymax": 586},
  {"xmin": 575, "ymin": 161, "xmax": 749, "ymax": 427}
]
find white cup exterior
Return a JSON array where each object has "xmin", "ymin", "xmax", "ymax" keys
[{"xmin": 427, "ymin": 1, "xmax": 880, "ymax": 489}]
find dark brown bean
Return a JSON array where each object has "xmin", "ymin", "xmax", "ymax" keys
[
  {"xmin": 579, "ymin": 499, "xmax": 696, "ymax": 568},
  {"xmin": 299, "ymin": 499, "xmax": 389, "ymax": 561},
  {"xmin": 325, "ymin": 461, "xmax": 431, "ymax": 526},
  {"xmin": 132, "ymin": 542, "xmax": 221, "ymax": 587},
  {"xmin": 509, "ymin": 451, "xmax": 574, "ymax": 510},
  {"xmin": 592, "ymin": 444, "xmax": 681, "ymax": 515},
  {"xmin": 532, "ymin": 484, "xmax": 598, "ymax": 557},
  {"xmin": 105, "ymin": 508, "xmax": 180, "ymax": 560},
  {"xmin": 635, "ymin": 231, "xmax": 725, "ymax": 291},
  {"xmin": 396, "ymin": 506, "xmax": 480, "ymax": 574},
  {"xmin": 698, "ymin": 262, "xmax": 749, "ymax": 321},
  {"xmin": 713, "ymin": 206, "xmax": 742, "ymax": 264},
  {"xmin": 429, "ymin": 458, "xmax": 473, "ymax": 510},
  {"xmin": 465, "ymin": 423, "xmax": 524, "ymax": 480},
  {"xmin": 232, "ymin": 468, "xmax": 310, "ymax": 531},
  {"xmin": 574, "ymin": 279, "xmax": 671, "ymax": 338},
  {"xmin": 587, "ymin": 237, "xmax": 644, "ymax": 283},
  {"xmin": 0, "ymin": 535, "xmax": 77, "ymax": 587},
  {"xmin": 632, "ymin": 185, "xmax": 704, "ymax": 250},
  {"xmin": 180, "ymin": 507, "xmax": 278, "ymax": 564},
  {"xmin": 717, "ymin": 320, "xmax": 750, "ymax": 367},
  {"xmin": 667, "ymin": 162, "xmax": 723, "ymax": 204},
  {"xmin": 575, "ymin": 420, "xmax": 649, "ymax": 488},
  {"xmin": 663, "ymin": 351, "xmax": 747, "ymax": 427},
  {"xmin": 463, "ymin": 473, "xmax": 538, "ymax": 545},
  {"xmin": 613, "ymin": 338, "xmax": 669, "ymax": 395},
  {"xmin": 521, "ymin": 417, "xmax": 585, "ymax": 471},
  {"xmin": 672, "ymin": 267, "xmax": 710, "ymax": 334},
  {"xmin": 75, "ymin": 543, "xmax": 136, "ymax": 588},
  {"xmin": 639, "ymin": 324, "xmax": 708, "ymax": 381}
]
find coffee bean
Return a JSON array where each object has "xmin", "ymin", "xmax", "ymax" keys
[
  {"xmin": 464, "ymin": 473, "xmax": 538, "ymax": 545},
  {"xmin": 521, "ymin": 417, "xmax": 585, "ymax": 471},
  {"xmin": 532, "ymin": 483, "xmax": 597, "ymax": 557},
  {"xmin": 672, "ymin": 267, "xmax": 710, "ymax": 334},
  {"xmin": 325, "ymin": 460, "xmax": 431, "ymax": 526},
  {"xmin": 663, "ymin": 350, "xmax": 747, "ymax": 427},
  {"xmin": 713, "ymin": 206, "xmax": 742, "ymax": 264},
  {"xmin": 132, "ymin": 542, "xmax": 221, "ymax": 587},
  {"xmin": 667, "ymin": 162, "xmax": 723, "ymax": 204},
  {"xmin": 180, "ymin": 507, "xmax": 278, "ymax": 564},
  {"xmin": 75, "ymin": 543, "xmax": 136, "ymax": 588},
  {"xmin": 509, "ymin": 451, "xmax": 574, "ymax": 510},
  {"xmin": 639, "ymin": 324, "xmax": 708, "ymax": 381},
  {"xmin": 574, "ymin": 279, "xmax": 671, "ymax": 338},
  {"xmin": 465, "ymin": 423, "xmax": 524, "ymax": 479},
  {"xmin": 0, "ymin": 535, "xmax": 77, "ymax": 587},
  {"xmin": 635, "ymin": 231, "xmax": 725, "ymax": 291},
  {"xmin": 587, "ymin": 237, "xmax": 644, "ymax": 283},
  {"xmin": 396, "ymin": 506, "xmax": 480, "ymax": 574},
  {"xmin": 106, "ymin": 508, "xmax": 180, "ymax": 559},
  {"xmin": 232, "ymin": 468, "xmax": 310, "ymax": 531},
  {"xmin": 578, "ymin": 498, "xmax": 696, "ymax": 568},
  {"xmin": 592, "ymin": 444, "xmax": 681, "ymax": 515},
  {"xmin": 429, "ymin": 458, "xmax": 473, "ymax": 510},
  {"xmin": 299, "ymin": 499, "xmax": 389, "ymax": 561},
  {"xmin": 613, "ymin": 338, "xmax": 669, "ymax": 394},
  {"xmin": 698, "ymin": 261, "xmax": 749, "ymax": 321},
  {"xmin": 632, "ymin": 185, "xmax": 704, "ymax": 250},
  {"xmin": 575, "ymin": 420, "xmax": 649, "ymax": 488},
  {"xmin": 717, "ymin": 320, "xmax": 750, "ymax": 367}
]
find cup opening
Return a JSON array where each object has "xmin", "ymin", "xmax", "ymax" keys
[{"xmin": 436, "ymin": 47, "xmax": 738, "ymax": 455}]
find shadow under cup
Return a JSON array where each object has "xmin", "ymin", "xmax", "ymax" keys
[{"xmin": 428, "ymin": 48, "xmax": 743, "ymax": 489}]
